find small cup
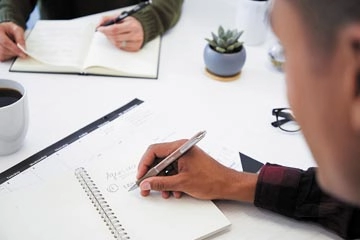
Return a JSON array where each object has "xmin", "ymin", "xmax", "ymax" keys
[
  {"xmin": 0, "ymin": 79, "xmax": 29, "ymax": 155},
  {"xmin": 236, "ymin": 0, "xmax": 269, "ymax": 46}
]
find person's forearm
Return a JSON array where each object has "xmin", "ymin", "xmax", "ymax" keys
[
  {"xmin": 0, "ymin": 0, "xmax": 36, "ymax": 28},
  {"xmin": 219, "ymin": 169, "xmax": 258, "ymax": 202},
  {"xmin": 132, "ymin": 0, "xmax": 183, "ymax": 45}
]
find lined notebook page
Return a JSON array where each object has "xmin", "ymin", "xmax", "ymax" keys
[
  {"xmin": 19, "ymin": 20, "xmax": 94, "ymax": 67},
  {"xmin": 83, "ymin": 32, "xmax": 160, "ymax": 76}
]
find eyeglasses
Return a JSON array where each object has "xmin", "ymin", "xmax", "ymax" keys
[{"xmin": 271, "ymin": 108, "xmax": 300, "ymax": 132}]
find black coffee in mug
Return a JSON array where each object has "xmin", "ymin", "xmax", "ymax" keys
[{"xmin": 0, "ymin": 88, "xmax": 23, "ymax": 108}]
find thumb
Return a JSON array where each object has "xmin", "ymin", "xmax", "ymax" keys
[
  {"xmin": 6, "ymin": 23, "xmax": 26, "ymax": 58},
  {"xmin": 140, "ymin": 175, "xmax": 180, "ymax": 192},
  {"xmin": 13, "ymin": 31, "xmax": 26, "ymax": 58},
  {"xmin": 12, "ymin": 25, "xmax": 25, "ymax": 47}
]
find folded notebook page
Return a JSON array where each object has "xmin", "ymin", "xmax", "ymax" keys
[{"xmin": 11, "ymin": 17, "xmax": 160, "ymax": 79}]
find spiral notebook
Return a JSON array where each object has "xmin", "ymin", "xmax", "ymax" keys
[{"xmin": 0, "ymin": 166, "xmax": 231, "ymax": 240}]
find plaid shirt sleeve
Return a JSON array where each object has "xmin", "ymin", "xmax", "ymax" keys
[{"xmin": 254, "ymin": 163, "xmax": 360, "ymax": 239}]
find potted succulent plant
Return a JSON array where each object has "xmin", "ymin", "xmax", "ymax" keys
[{"xmin": 204, "ymin": 26, "xmax": 246, "ymax": 77}]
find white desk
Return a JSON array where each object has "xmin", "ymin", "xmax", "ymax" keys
[{"xmin": 0, "ymin": 0, "xmax": 340, "ymax": 239}]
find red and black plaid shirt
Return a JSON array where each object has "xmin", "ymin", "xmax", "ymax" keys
[{"xmin": 254, "ymin": 163, "xmax": 360, "ymax": 239}]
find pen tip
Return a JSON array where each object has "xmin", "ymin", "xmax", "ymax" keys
[{"xmin": 128, "ymin": 183, "xmax": 138, "ymax": 192}]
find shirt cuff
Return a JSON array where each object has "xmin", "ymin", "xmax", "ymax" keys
[
  {"xmin": 254, "ymin": 163, "xmax": 303, "ymax": 217},
  {"xmin": 132, "ymin": 8, "xmax": 162, "ymax": 46}
]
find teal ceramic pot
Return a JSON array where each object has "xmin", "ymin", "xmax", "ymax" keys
[{"xmin": 203, "ymin": 44, "xmax": 246, "ymax": 77}]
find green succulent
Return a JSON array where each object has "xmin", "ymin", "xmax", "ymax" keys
[{"xmin": 205, "ymin": 26, "xmax": 244, "ymax": 53}]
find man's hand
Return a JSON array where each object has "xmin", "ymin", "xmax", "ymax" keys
[
  {"xmin": 97, "ymin": 16, "xmax": 144, "ymax": 52},
  {"xmin": 0, "ymin": 22, "xmax": 26, "ymax": 61},
  {"xmin": 136, "ymin": 139, "xmax": 258, "ymax": 202}
]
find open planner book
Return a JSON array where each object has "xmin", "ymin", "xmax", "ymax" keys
[
  {"xmin": 0, "ymin": 167, "xmax": 230, "ymax": 240},
  {"xmin": 0, "ymin": 99, "xmax": 231, "ymax": 240},
  {"xmin": 10, "ymin": 19, "xmax": 161, "ymax": 79}
]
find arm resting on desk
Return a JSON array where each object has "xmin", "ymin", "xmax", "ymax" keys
[{"xmin": 254, "ymin": 163, "xmax": 360, "ymax": 239}]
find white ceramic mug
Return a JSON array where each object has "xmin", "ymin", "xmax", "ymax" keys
[
  {"xmin": 236, "ymin": 0, "xmax": 269, "ymax": 46},
  {"xmin": 0, "ymin": 79, "xmax": 29, "ymax": 155}
]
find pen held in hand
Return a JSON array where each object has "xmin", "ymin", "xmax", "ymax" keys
[
  {"xmin": 98, "ymin": 1, "xmax": 151, "ymax": 28},
  {"xmin": 128, "ymin": 130, "xmax": 207, "ymax": 191}
]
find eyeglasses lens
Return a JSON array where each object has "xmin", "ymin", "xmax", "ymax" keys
[{"xmin": 277, "ymin": 109, "xmax": 300, "ymax": 132}]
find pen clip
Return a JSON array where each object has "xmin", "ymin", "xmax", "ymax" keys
[
  {"xmin": 155, "ymin": 130, "xmax": 207, "ymax": 171},
  {"xmin": 179, "ymin": 130, "xmax": 206, "ymax": 153},
  {"xmin": 116, "ymin": 11, "xmax": 129, "ymax": 21}
]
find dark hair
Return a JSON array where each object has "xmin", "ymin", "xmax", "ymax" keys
[{"xmin": 288, "ymin": 0, "xmax": 360, "ymax": 54}]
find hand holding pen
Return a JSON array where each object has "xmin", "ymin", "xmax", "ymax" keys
[
  {"xmin": 96, "ymin": 1, "xmax": 150, "ymax": 52},
  {"xmin": 129, "ymin": 131, "xmax": 207, "ymax": 191},
  {"xmin": 98, "ymin": 1, "xmax": 151, "ymax": 27},
  {"xmin": 131, "ymin": 130, "xmax": 257, "ymax": 202}
]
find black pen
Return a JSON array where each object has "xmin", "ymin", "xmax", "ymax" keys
[{"xmin": 99, "ymin": 1, "xmax": 151, "ymax": 27}]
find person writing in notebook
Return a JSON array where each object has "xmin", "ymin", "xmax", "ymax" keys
[
  {"xmin": 135, "ymin": 0, "xmax": 360, "ymax": 239},
  {"xmin": 0, "ymin": 0, "xmax": 183, "ymax": 61}
]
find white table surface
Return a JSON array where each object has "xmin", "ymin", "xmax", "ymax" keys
[{"xmin": 0, "ymin": 0, "xmax": 340, "ymax": 239}]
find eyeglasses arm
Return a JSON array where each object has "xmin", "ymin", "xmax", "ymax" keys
[{"xmin": 271, "ymin": 118, "xmax": 292, "ymax": 128}]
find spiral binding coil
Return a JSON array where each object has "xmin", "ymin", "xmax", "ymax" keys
[{"xmin": 75, "ymin": 167, "xmax": 130, "ymax": 239}]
